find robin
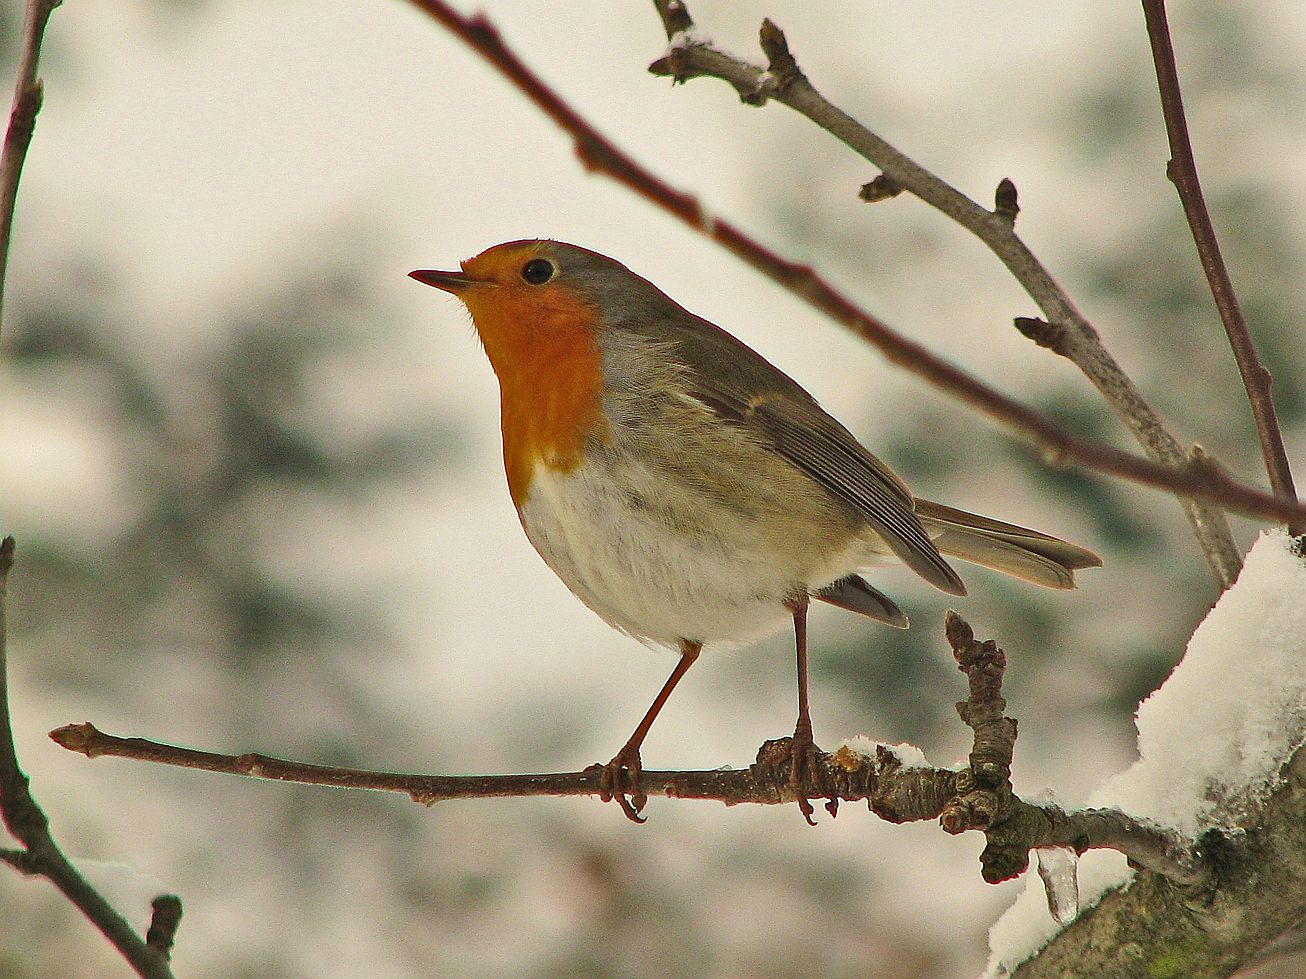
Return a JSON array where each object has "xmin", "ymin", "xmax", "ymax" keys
[{"xmin": 410, "ymin": 239, "xmax": 1100, "ymax": 823}]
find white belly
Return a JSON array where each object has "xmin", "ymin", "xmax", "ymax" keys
[{"xmin": 517, "ymin": 457, "xmax": 864, "ymax": 648}]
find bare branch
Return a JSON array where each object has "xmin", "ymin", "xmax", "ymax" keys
[
  {"xmin": 48, "ymin": 718, "xmax": 948, "ymax": 810},
  {"xmin": 52, "ymin": 726, "xmax": 1195, "ymax": 881},
  {"xmin": 939, "ymin": 613, "xmax": 1204, "ymax": 886},
  {"xmin": 0, "ymin": 0, "xmax": 57, "ymax": 336},
  {"xmin": 0, "ymin": 13, "xmax": 182, "ymax": 973},
  {"xmin": 1141, "ymin": 0, "xmax": 1300, "ymax": 533},
  {"xmin": 648, "ymin": 5, "xmax": 1244, "ymax": 587},
  {"xmin": 402, "ymin": 3, "xmax": 1303, "ymax": 544},
  {"xmin": 51, "ymin": 614, "xmax": 1205, "ymax": 888},
  {"xmin": 1, "ymin": 538, "xmax": 177, "ymax": 979}
]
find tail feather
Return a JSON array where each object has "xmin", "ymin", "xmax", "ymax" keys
[
  {"xmin": 914, "ymin": 499, "xmax": 1102, "ymax": 590},
  {"xmin": 815, "ymin": 574, "xmax": 910, "ymax": 628}
]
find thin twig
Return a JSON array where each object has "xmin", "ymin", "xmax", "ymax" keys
[
  {"xmin": 1141, "ymin": 0, "xmax": 1299, "ymax": 533},
  {"xmin": 48, "ymin": 719, "xmax": 884, "ymax": 808},
  {"xmin": 0, "ymin": 0, "xmax": 56, "ymax": 337},
  {"xmin": 648, "ymin": 3, "xmax": 1244, "ymax": 586},
  {"xmin": 0, "ymin": 6, "xmax": 180, "ymax": 974},
  {"xmin": 1, "ymin": 542, "xmax": 175, "ymax": 979},
  {"xmin": 401, "ymin": 3, "xmax": 1304, "ymax": 540},
  {"xmin": 52, "ymin": 611, "xmax": 1203, "ymax": 891},
  {"xmin": 52, "ymin": 724, "xmax": 1199, "ymax": 881}
]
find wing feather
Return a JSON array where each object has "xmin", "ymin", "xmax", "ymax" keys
[{"xmin": 652, "ymin": 311, "xmax": 966, "ymax": 596}]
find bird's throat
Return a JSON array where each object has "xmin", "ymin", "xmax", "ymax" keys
[{"xmin": 465, "ymin": 291, "xmax": 608, "ymax": 508}]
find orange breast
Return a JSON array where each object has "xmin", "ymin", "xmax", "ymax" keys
[{"xmin": 461, "ymin": 286, "xmax": 609, "ymax": 507}]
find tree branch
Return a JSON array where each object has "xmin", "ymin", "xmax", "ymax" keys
[
  {"xmin": 1140, "ymin": 0, "xmax": 1300, "ymax": 534},
  {"xmin": 0, "ymin": 0, "xmax": 56, "ymax": 336},
  {"xmin": 648, "ymin": 3, "xmax": 1244, "ymax": 587},
  {"xmin": 402, "ymin": 1, "xmax": 1306, "ymax": 548},
  {"xmin": 1015, "ymin": 744, "xmax": 1306, "ymax": 977},
  {"xmin": 50, "ymin": 614, "xmax": 1204, "ymax": 888},
  {"xmin": 0, "ymin": 539, "xmax": 177, "ymax": 979},
  {"xmin": 937, "ymin": 612, "xmax": 1204, "ymax": 888},
  {"xmin": 0, "ymin": 7, "xmax": 181, "ymax": 974}
]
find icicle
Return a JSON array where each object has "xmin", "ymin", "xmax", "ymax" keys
[{"xmin": 1035, "ymin": 847, "xmax": 1080, "ymax": 925}]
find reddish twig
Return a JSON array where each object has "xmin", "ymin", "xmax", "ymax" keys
[
  {"xmin": 403, "ymin": 0, "xmax": 1306, "ymax": 532},
  {"xmin": 48, "ymin": 718, "xmax": 929, "ymax": 809},
  {"xmin": 1141, "ymin": 0, "xmax": 1300, "ymax": 533},
  {"xmin": 53, "ymin": 724, "xmax": 1199, "ymax": 880}
]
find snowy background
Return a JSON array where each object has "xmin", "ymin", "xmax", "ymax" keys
[{"xmin": 2, "ymin": 1, "xmax": 1305, "ymax": 976}]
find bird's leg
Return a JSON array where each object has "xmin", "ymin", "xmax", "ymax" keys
[
  {"xmin": 788, "ymin": 595, "xmax": 820, "ymax": 825},
  {"xmin": 599, "ymin": 639, "xmax": 702, "ymax": 823}
]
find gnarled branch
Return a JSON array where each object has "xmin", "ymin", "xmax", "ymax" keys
[{"xmin": 51, "ymin": 613, "xmax": 1204, "ymax": 889}]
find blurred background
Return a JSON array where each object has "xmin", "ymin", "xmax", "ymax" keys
[{"xmin": 2, "ymin": 1, "xmax": 1304, "ymax": 976}]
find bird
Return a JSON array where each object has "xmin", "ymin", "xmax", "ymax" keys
[{"xmin": 410, "ymin": 239, "xmax": 1100, "ymax": 823}]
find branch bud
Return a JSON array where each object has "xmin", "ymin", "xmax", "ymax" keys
[
  {"xmin": 859, "ymin": 173, "xmax": 903, "ymax": 202},
  {"xmin": 994, "ymin": 177, "xmax": 1020, "ymax": 225}
]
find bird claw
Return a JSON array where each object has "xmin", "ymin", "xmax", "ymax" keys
[
  {"xmin": 595, "ymin": 748, "xmax": 648, "ymax": 823},
  {"xmin": 789, "ymin": 740, "xmax": 819, "ymax": 826},
  {"xmin": 759, "ymin": 724, "xmax": 830, "ymax": 825}
]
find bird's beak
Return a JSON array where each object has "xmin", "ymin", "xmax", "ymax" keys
[
  {"xmin": 408, "ymin": 268, "xmax": 481, "ymax": 294},
  {"xmin": 410, "ymin": 267, "xmax": 501, "ymax": 295}
]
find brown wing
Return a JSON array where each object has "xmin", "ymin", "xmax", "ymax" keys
[{"xmin": 652, "ymin": 309, "xmax": 966, "ymax": 597}]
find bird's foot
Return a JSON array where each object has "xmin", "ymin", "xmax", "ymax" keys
[
  {"xmin": 594, "ymin": 745, "xmax": 648, "ymax": 823},
  {"xmin": 759, "ymin": 720, "xmax": 835, "ymax": 825},
  {"xmin": 789, "ymin": 718, "xmax": 820, "ymax": 825}
]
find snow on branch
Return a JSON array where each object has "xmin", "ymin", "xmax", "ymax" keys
[{"xmin": 987, "ymin": 531, "xmax": 1306, "ymax": 976}]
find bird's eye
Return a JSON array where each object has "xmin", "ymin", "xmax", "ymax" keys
[{"xmin": 521, "ymin": 258, "xmax": 555, "ymax": 285}]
